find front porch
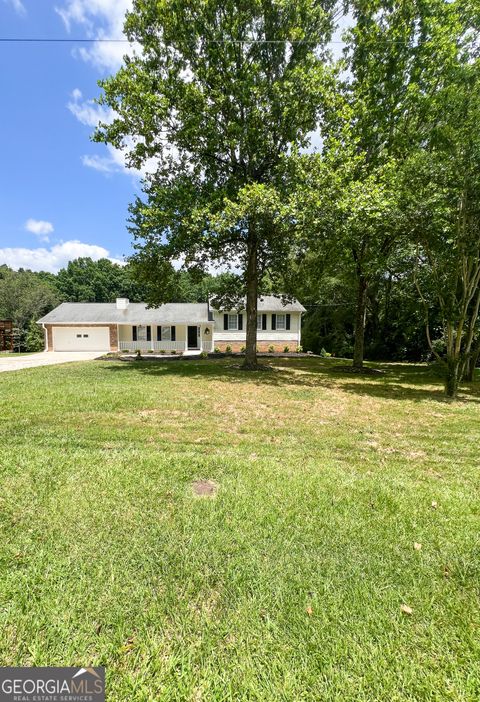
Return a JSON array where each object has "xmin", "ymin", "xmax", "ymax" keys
[{"xmin": 117, "ymin": 323, "xmax": 213, "ymax": 354}]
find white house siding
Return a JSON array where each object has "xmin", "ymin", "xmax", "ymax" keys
[
  {"xmin": 118, "ymin": 324, "xmax": 187, "ymax": 344},
  {"xmin": 213, "ymin": 311, "xmax": 301, "ymax": 337},
  {"xmin": 117, "ymin": 323, "xmax": 214, "ymax": 352},
  {"xmin": 215, "ymin": 331, "xmax": 299, "ymax": 342},
  {"xmin": 118, "ymin": 325, "xmax": 131, "ymax": 343},
  {"xmin": 212, "ymin": 311, "xmax": 302, "ymax": 350}
]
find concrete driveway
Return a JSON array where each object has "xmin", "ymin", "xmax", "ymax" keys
[{"xmin": 0, "ymin": 351, "xmax": 101, "ymax": 373}]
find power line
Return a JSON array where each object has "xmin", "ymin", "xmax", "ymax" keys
[
  {"xmin": 0, "ymin": 37, "xmax": 333, "ymax": 43},
  {"xmin": 0, "ymin": 38, "xmax": 127, "ymax": 42},
  {"xmin": 0, "ymin": 37, "xmax": 421, "ymax": 45}
]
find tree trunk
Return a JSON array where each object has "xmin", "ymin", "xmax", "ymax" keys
[
  {"xmin": 242, "ymin": 231, "xmax": 259, "ymax": 370},
  {"xmin": 465, "ymin": 345, "xmax": 480, "ymax": 382},
  {"xmin": 444, "ymin": 356, "xmax": 461, "ymax": 399},
  {"xmin": 353, "ymin": 275, "xmax": 368, "ymax": 370}
]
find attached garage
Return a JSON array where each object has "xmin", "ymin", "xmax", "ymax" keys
[{"xmin": 52, "ymin": 326, "xmax": 110, "ymax": 352}]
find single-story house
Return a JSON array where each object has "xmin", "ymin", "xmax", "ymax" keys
[{"xmin": 37, "ymin": 295, "xmax": 305, "ymax": 353}]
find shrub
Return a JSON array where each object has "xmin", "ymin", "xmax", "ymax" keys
[
  {"xmin": 171, "ymin": 349, "xmax": 177, "ymax": 355},
  {"xmin": 147, "ymin": 349, "xmax": 154, "ymax": 353},
  {"xmin": 123, "ymin": 349, "xmax": 130, "ymax": 354},
  {"xmin": 296, "ymin": 345, "xmax": 303, "ymax": 353},
  {"xmin": 283, "ymin": 346, "xmax": 290, "ymax": 353},
  {"xmin": 25, "ymin": 319, "xmax": 44, "ymax": 352},
  {"xmin": 214, "ymin": 347, "xmax": 221, "ymax": 354},
  {"xmin": 160, "ymin": 349, "xmax": 166, "ymax": 355},
  {"xmin": 319, "ymin": 347, "xmax": 332, "ymax": 358},
  {"xmin": 225, "ymin": 345, "xmax": 232, "ymax": 354},
  {"xmin": 200, "ymin": 351, "xmax": 208, "ymax": 359},
  {"xmin": 135, "ymin": 349, "xmax": 142, "ymax": 359},
  {"xmin": 268, "ymin": 345, "xmax": 275, "ymax": 353},
  {"xmin": 240, "ymin": 346, "xmax": 246, "ymax": 353}
]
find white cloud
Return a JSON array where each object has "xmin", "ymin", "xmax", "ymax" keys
[
  {"xmin": 67, "ymin": 89, "xmax": 157, "ymax": 178},
  {"xmin": 55, "ymin": 0, "xmax": 134, "ymax": 72},
  {"xmin": 67, "ymin": 88, "xmax": 113, "ymax": 128},
  {"xmin": 81, "ymin": 153, "xmax": 118, "ymax": 174},
  {"xmin": 25, "ymin": 219, "xmax": 54, "ymax": 243},
  {"xmin": 3, "ymin": 0, "xmax": 26, "ymax": 16},
  {"xmin": 80, "ymin": 142, "xmax": 144, "ymax": 177},
  {"xmin": 86, "ymin": 140, "xmax": 158, "ymax": 178},
  {"xmin": 0, "ymin": 241, "xmax": 124, "ymax": 273}
]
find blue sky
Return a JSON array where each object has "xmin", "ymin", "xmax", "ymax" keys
[
  {"xmin": 0, "ymin": 0, "xmax": 350, "ymax": 274},
  {"xmin": 0, "ymin": 0, "xmax": 138, "ymax": 272}
]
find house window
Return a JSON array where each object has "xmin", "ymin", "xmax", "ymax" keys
[
  {"xmin": 83, "ymin": 334, "xmax": 89, "ymax": 338},
  {"xmin": 228, "ymin": 314, "xmax": 238, "ymax": 330},
  {"xmin": 257, "ymin": 314, "xmax": 262, "ymax": 330},
  {"xmin": 276, "ymin": 314, "xmax": 286, "ymax": 331},
  {"xmin": 76, "ymin": 334, "xmax": 81, "ymax": 338},
  {"xmin": 161, "ymin": 326, "xmax": 171, "ymax": 341}
]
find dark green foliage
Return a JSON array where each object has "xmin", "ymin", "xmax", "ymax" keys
[
  {"xmin": 0, "ymin": 265, "xmax": 59, "ymax": 351},
  {"xmin": 25, "ymin": 319, "xmax": 45, "ymax": 352},
  {"xmin": 55, "ymin": 257, "xmax": 147, "ymax": 303}
]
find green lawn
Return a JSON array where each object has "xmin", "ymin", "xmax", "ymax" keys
[{"xmin": 1, "ymin": 357, "xmax": 479, "ymax": 701}]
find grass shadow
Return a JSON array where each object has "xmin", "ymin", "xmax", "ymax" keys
[{"xmin": 99, "ymin": 357, "xmax": 480, "ymax": 404}]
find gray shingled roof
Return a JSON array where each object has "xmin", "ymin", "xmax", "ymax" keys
[
  {"xmin": 211, "ymin": 295, "xmax": 306, "ymax": 313},
  {"xmin": 257, "ymin": 295, "xmax": 306, "ymax": 312},
  {"xmin": 38, "ymin": 302, "xmax": 210, "ymax": 325},
  {"xmin": 38, "ymin": 295, "xmax": 305, "ymax": 326}
]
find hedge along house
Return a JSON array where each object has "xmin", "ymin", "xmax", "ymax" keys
[{"xmin": 38, "ymin": 296, "xmax": 305, "ymax": 353}]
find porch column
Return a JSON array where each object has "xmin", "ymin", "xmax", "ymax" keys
[{"xmin": 184, "ymin": 325, "xmax": 188, "ymax": 353}]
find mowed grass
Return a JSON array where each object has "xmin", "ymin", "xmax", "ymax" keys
[{"xmin": 0, "ymin": 357, "xmax": 479, "ymax": 701}]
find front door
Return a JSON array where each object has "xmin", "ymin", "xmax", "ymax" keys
[{"xmin": 187, "ymin": 325, "xmax": 199, "ymax": 349}]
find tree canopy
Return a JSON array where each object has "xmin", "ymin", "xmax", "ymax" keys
[{"xmin": 95, "ymin": 0, "xmax": 339, "ymax": 367}]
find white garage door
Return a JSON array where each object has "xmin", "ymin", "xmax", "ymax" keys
[{"xmin": 53, "ymin": 326, "xmax": 110, "ymax": 351}]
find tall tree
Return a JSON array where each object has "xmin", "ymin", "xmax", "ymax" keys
[
  {"xmin": 401, "ymin": 54, "xmax": 480, "ymax": 398},
  {"xmin": 325, "ymin": 0, "xmax": 469, "ymax": 369},
  {"xmin": 288, "ymin": 150, "xmax": 401, "ymax": 368},
  {"xmin": 95, "ymin": 0, "xmax": 337, "ymax": 368}
]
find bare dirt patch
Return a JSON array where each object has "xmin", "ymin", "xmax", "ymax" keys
[{"xmin": 192, "ymin": 479, "xmax": 218, "ymax": 497}]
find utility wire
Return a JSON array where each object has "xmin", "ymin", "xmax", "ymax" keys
[
  {"xmin": 0, "ymin": 37, "xmax": 420, "ymax": 45},
  {"xmin": 0, "ymin": 38, "xmax": 128, "ymax": 42},
  {"xmin": 0, "ymin": 37, "xmax": 428, "ymax": 45},
  {"xmin": 0, "ymin": 37, "xmax": 441, "ymax": 46}
]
